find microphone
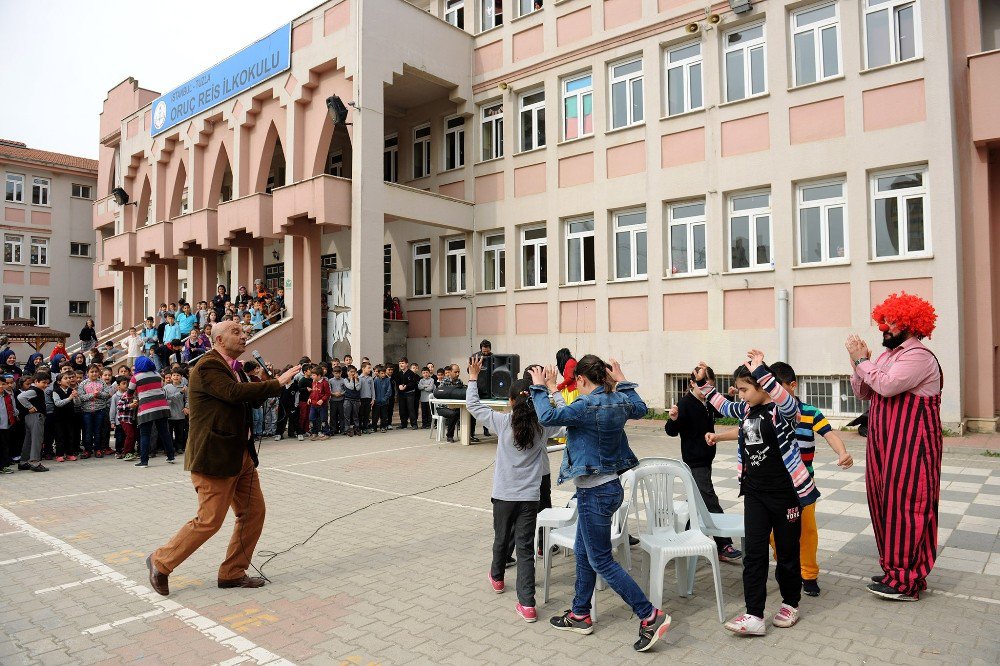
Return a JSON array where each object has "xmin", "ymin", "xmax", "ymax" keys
[{"xmin": 251, "ymin": 350, "xmax": 274, "ymax": 378}]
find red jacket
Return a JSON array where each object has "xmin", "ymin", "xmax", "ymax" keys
[{"xmin": 309, "ymin": 378, "xmax": 331, "ymax": 405}]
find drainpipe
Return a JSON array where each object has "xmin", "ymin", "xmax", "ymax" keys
[{"xmin": 778, "ymin": 288, "xmax": 789, "ymax": 362}]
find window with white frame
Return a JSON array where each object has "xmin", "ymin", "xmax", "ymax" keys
[
  {"xmin": 413, "ymin": 125, "xmax": 431, "ymax": 179},
  {"xmin": 326, "ymin": 151, "xmax": 343, "ymax": 177},
  {"xmin": 483, "ymin": 233, "xmax": 506, "ymax": 291},
  {"xmin": 3, "ymin": 296, "xmax": 22, "ymax": 320},
  {"xmin": 71, "ymin": 183, "xmax": 93, "ymax": 199},
  {"xmin": 180, "ymin": 187, "xmax": 189, "ymax": 215},
  {"xmin": 517, "ymin": 0, "xmax": 541, "ymax": 19},
  {"xmin": 481, "ymin": 0, "xmax": 502, "ymax": 31},
  {"xmin": 668, "ymin": 201, "xmax": 707, "ymax": 275},
  {"xmin": 179, "ymin": 279, "xmax": 188, "ymax": 303},
  {"xmin": 521, "ymin": 226, "xmax": 547, "ymax": 287},
  {"xmin": 444, "ymin": 116, "xmax": 465, "ymax": 170},
  {"xmin": 4, "ymin": 234, "xmax": 23, "ymax": 264},
  {"xmin": 481, "ymin": 103, "xmax": 504, "ymax": 161},
  {"xmin": 562, "ymin": 73, "xmax": 593, "ymax": 141},
  {"xmin": 792, "ymin": 2, "xmax": 841, "ymax": 86},
  {"xmin": 384, "ymin": 135, "xmax": 398, "ymax": 183},
  {"xmin": 519, "ymin": 89, "xmax": 545, "ymax": 152},
  {"xmin": 609, "ymin": 58, "xmax": 644, "ymax": 129},
  {"xmin": 798, "ymin": 375, "xmax": 864, "ymax": 415},
  {"xmin": 864, "ymin": 0, "xmax": 921, "ymax": 69},
  {"xmin": 31, "ymin": 177, "xmax": 50, "ymax": 206},
  {"xmin": 614, "ymin": 209, "xmax": 647, "ymax": 280},
  {"xmin": 445, "ymin": 238, "xmax": 467, "ymax": 294},
  {"xmin": 565, "ymin": 218, "xmax": 595, "ymax": 284},
  {"xmin": 724, "ymin": 23, "xmax": 767, "ymax": 102},
  {"xmin": 798, "ymin": 181, "xmax": 847, "ymax": 264},
  {"xmin": 665, "ymin": 42, "xmax": 703, "ymax": 116},
  {"xmin": 728, "ymin": 191, "xmax": 772, "ymax": 271},
  {"xmin": 4, "ymin": 173, "xmax": 24, "ymax": 203},
  {"xmin": 29, "ymin": 237, "xmax": 48, "ymax": 266},
  {"xmin": 871, "ymin": 167, "xmax": 928, "ymax": 258},
  {"xmin": 70, "ymin": 241, "xmax": 90, "ymax": 257},
  {"xmin": 29, "ymin": 298, "xmax": 48, "ymax": 326},
  {"xmin": 69, "ymin": 300, "xmax": 90, "ymax": 316},
  {"xmin": 413, "ymin": 242, "xmax": 432, "ymax": 296},
  {"xmin": 445, "ymin": 0, "xmax": 464, "ymax": 28}
]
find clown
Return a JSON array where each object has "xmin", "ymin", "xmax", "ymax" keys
[{"xmin": 845, "ymin": 292, "xmax": 942, "ymax": 601}]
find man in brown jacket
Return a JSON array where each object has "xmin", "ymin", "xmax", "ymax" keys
[{"xmin": 147, "ymin": 320, "xmax": 299, "ymax": 595}]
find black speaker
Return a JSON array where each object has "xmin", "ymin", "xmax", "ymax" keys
[
  {"xmin": 477, "ymin": 354, "xmax": 495, "ymax": 399},
  {"xmin": 326, "ymin": 95, "xmax": 350, "ymax": 125},
  {"xmin": 490, "ymin": 354, "xmax": 520, "ymax": 399}
]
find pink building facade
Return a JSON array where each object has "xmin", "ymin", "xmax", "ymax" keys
[{"xmin": 95, "ymin": 0, "xmax": 1000, "ymax": 431}]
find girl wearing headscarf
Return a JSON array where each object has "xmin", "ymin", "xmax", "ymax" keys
[
  {"xmin": 0, "ymin": 349, "xmax": 21, "ymax": 383},
  {"xmin": 24, "ymin": 353, "xmax": 43, "ymax": 376},
  {"xmin": 129, "ymin": 356, "xmax": 175, "ymax": 467}
]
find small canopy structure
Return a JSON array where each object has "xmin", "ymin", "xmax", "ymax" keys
[{"xmin": 0, "ymin": 317, "xmax": 70, "ymax": 351}]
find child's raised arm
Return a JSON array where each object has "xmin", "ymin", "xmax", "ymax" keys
[{"xmin": 702, "ymin": 381, "xmax": 746, "ymax": 421}]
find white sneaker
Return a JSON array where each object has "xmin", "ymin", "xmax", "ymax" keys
[
  {"xmin": 297, "ymin": 434, "xmax": 304, "ymax": 441},
  {"xmin": 273, "ymin": 435, "xmax": 282, "ymax": 441},
  {"xmin": 724, "ymin": 614, "xmax": 766, "ymax": 636},
  {"xmin": 771, "ymin": 604, "xmax": 799, "ymax": 628}
]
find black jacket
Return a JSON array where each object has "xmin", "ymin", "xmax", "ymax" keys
[
  {"xmin": 664, "ymin": 391, "xmax": 721, "ymax": 468},
  {"xmin": 399, "ymin": 369, "xmax": 420, "ymax": 396}
]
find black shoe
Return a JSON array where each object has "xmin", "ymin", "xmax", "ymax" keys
[
  {"xmin": 31, "ymin": 464, "xmax": 49, "ymax": 472},
  {"xmin": 166, "ymin": 458, "xmax": 175, "ymax": 464},
  {"xmin": 866, "ymin": 581, "xmax": 918, "ymax": 601},
  {"xmin": 411, "ymin": 425, "xmax": 418, "ymax": 430},
  {"xmin": 17, "ymin": 462, "xmax": 32, "ymax": 471},
  {"xmin": 871, "ymin": 574, "xmax": 885, "ymax": 583},
  {"xmin": 470, "ymin": 436, "xmax": 481, "ymax": 443},
  {"xmin": 484, "ymin": 428, "xmax": 490, "ymax": 436},
  {"xmin": 446, "ymin": 437, "xmax": 456, "ymax": 443},
  {"xmin": 629, "ymin": 535, "xmax": 640, "ymax": 546},
  {"xmin": 505, "ymin": 557, "xmax": 516, "ymax": 569},
  {"xmin": 550, "ymin": 610, "xmax": 594, "ymax": 635},
  {"xmin": 134, "ymin": 461, "xmax": 148, "ymax": 467},
  {"xmin": 634, "ymin": 609, "xmax": 671, "ymax": 652},
  {"xmin": 802, "ymin": 579, "xmax": 821, "ymax": 597}
]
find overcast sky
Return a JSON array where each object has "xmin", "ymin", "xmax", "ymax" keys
[{"xmin": 0, "ymin": 0, "xmax": 321, "ymax": 158}]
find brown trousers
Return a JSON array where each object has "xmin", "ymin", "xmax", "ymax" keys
[{"xmin": 153, "ymin": 450, "xmax": 265, "ymax": 581}]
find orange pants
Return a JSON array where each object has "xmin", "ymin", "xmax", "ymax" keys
[
  {"xmin": 769, "ymin": 502, "xmax": 818, "ymax": 580},
  {"xmin": 153, "ymin": 450, "xmax": 265, "ymax": 581}
]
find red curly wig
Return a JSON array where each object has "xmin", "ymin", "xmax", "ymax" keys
[{"xmin": 871, "ymin": 292, "xmax": 937, "ymax": 339}]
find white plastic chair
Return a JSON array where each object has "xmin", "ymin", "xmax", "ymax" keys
[
  {"xmin": 537, "ymin": 503, "xmax": 576, "ymax": 604},
  {"xmin": 631, "ymin": 461, "xmax": 726, "ymax": 623},
  {"xmin": 429, "ymin": 400, "xmax": 445, "ymax": 441},
  {"xmin": 636, "ymin": 458, "xmax": 689, "ymax": 532},
  {"xmin": 679, "ymin": 459, "xmax": 745, "ymax": 596}
]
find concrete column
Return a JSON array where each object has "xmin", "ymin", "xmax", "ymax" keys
[
  {"xmin": 284, "ymin": 225, "xmax": 322, "ymax": 358},
  {"xmin": 98, "ymin": 289, "xmax": 115, "ymax": 331},
  {"xmin": 152, "ymin": 262, "xmax": 179, "ymax": 309},
  {"xmin": 188, "ymin": 254, "xmax": 216, "ymax": 305},
  {"xmin": 249, "ymin": 239, "xmax": 266, "ymax": 285},
  {"xmin": 120, "ymin": 268, "xmax": 145, "ymax": 329},
  {"xmin": 230, "ymin": 246, "xmax": 251, "ymax": 294}
]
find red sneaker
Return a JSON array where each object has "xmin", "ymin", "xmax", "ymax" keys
[
  {"xmin": 488, "ymin": 572, "xmax": 504, "ymax": 593},
  {"xmin": 79, "ymin": 452, "xmax": 91, "ymax": 459},
  {"xmin": 66, "ymin": 455, "xmax": 78, "ymax": 461},
  {"xmin": 55, "ymin": 456, "xmax": 65, "ymax": 463},
  {"xmin": 516, "ymin": 603, "xmax": 537, "ymax": 623}
]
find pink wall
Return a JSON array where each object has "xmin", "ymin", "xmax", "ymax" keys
[
  {"xmin": 557, "ymin": 7, "xmax": 592, "ymax": 47},
  {"xmin": 408, "ymin": 310, "xmax": 432, "ymax": 338},
  {"xmin": 722, "ymin": 114, "xmax": 770, "ymax": 157},
  {"xmin": 513, "ymin": 25, "xmax": 544, "ymax": 62},
  {"xmin": 608, "ymin": 296, "xmax": 648, "ymax": 332},
  {"xmin": 604, "ymin": 0, "xmax": 642, "ymax": 30},
  {"xmin": 29, "ymin": 272, "xmax": 49, "ymax": 286},
  {"xmin": 661, "ymin": 127, "xmax": 705, "ymax": 168},
  {"xmin": 789, "ymin": 97, "xmax": 845, "ymax": 145},
  {"xmin": 514, "ymin": 163, "xmax": 546, "ymax": 197},
  {"xmin": 516, "ymin": 303, "xmax": 548, "ymax": 334},
  {"xmin": 559, "ymin": 152, "xmax": 594, "ymax": 188},
  {"xmin": 863, "ymin": 79, "xmax": 926, "ymax": 132},
  {"xmin": 560, "ymin": 300, "xmax": 596, "ymax": 333},
  {"xmin": 439, "ymin": 180, "xmax": 465, "ymax": 199},
  {"xmin": 476, "ymin": 305, "xmax": 505, "ymax": 335},
  {"xmin": 606, "ymin": 141, "xmax": 645, "ymax": 179},
  {"xmin": 869, "ymin": 278, "xmax": 933, "ymax": 317},
  {"xmin": 969, "ymin": 51, "xmax": 1000, "ymax": 144},
  {"xmin": 724, "ymin": 288, "xmax": 775, "ymax": 329},
  {"xmin": 474, "ymin": 41, "xmax": 503, "ymax": 76},
  {"xmin": 126, "ymin": 117, "xmax": 138, "ymax": 140},
  {"xmin": 439, "ymin": 308, "xmax": 467, "ymax": 337},
  {"xmin": 658, "ymin": 0, "xmax": 694, "ymax": 10},
  {"xmin": 475, "ymin": 172, "xmax": 504, "ymax": 203},
  {"xmin": 793, "ymin": 283, "xmax": 851, "ymax": 328},
  {"xmin": 3, "ymin": 270, "xmax": 24, "ymax": 284},
  {"xmin": 4, "ymin": 207, "xmax": 24, "ymax": 223},
  {"xmin": 143, "ymin": 110, "xmax": 151, "ymax": 132},
  {"xmin": 292, "ymin": 20, "xmax": 313, "ymax": 51},
  {"xmin": 663, "ymin": 292, "xmax": 708, "ymax": 331},
  {"xmin": 31, "ymin": 211, "xmax": 51, "ymax": 225},
  {"xmin": 324, "ymin": 1, "xmax": 350, "ymax": 35}
]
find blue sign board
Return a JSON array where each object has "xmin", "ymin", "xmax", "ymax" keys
[{"xmin": 150, "ymin": 23, "xmax": 291, "ymax": 136}]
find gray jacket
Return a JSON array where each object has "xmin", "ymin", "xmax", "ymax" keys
[{"xmin": 164, "ymin": 384, "xmax": 187, "ymax": 420}]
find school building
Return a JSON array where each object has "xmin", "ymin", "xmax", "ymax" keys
[{"xmin": 93, "ymin": 0, "xmax": 1000, "ymax": 431}]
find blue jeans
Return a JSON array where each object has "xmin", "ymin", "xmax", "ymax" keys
[
  {"xmin": 138, "ymin": 418, "xmax": 175, "ymax": 464},
  {"xmin": 81, "ymin": 411, "xmax": 104, "ymax": 453},
  {"xmin": 572, "ymin": 479, "xmax": 653, "ymax": 619},
  {"xmin": 252, "ymin": 407, "xmax": 263, "ymax": 436}
]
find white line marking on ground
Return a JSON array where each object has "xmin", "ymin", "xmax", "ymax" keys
[
  {"xmin": 2, "ymin": 480, "xmax": 188, "ymax": 505},
  {"xmin": 0, "ymin": 507, "xmax": 294, "ymax": 665},
  {"xmin": 83, "ymin": 608, "xmax": 167, "ymax": 634},
  {"xmin": 268, "ymin": 443, "xmax": 440, "ymax": 469},
  {"xmin": 0, "ymin": 529, "xmax": 24, "ymax": 537},
  {"xmin": 818, "ymin": 567, "xmax": 1000, "ymax": 605},
  {"xmin": 35, "ymin": 574, "xmax": 112, "ymax": 594},
  {"xmin": 0, "ymin": 550, "xmax": 58, "ymax": 565}
]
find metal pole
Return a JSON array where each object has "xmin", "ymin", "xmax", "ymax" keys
[{"xmin": 778, "ymin": 288, "xmax": 789, "ymax": 362}]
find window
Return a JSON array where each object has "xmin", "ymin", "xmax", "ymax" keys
[
  {"xmin": 384, "ymin": 244, "xmax": 392, "ymax": 291},
  {"xmin": 481, "ymin": 102, "xmax": 504, "ymax": 161},
  {"xmin": 445, "ymin": 0, "xmax": 464, "ymax": 28},
  {"xmin": 4, "ymin": 234, "xmax": 23, "ymax": 264},
  {"xmin": 562, "ymin": 74, "xmax": 593, "ymax": 141},
  {"xmin": 481, "ymin": 0, "xmax": 502, "ymax": 31},
  {"xmin": 666, "ymin": 372, "xmax": 736, "ymax": 410},
  {"xmin": 724, "ymin": 23, "xmax": 767, "ymax": 102},
  {"xmin": 517, "ymin": 0, "xmax": 541, "ymax": 19},
  {"xmin": 3, "ymin": 296, "xmax": 22, "ymax": 320},
  {"xmin": 29, "ymin": 298, "xmax": 48, "ymax": 326},
  {"xmin": 445, "ymin": 238, "xmax": 467, "ymax": 294},
  {"xmin": 728, "ymin": 191, "xmax": 772, "ymax": 271},
  {"xmin": 871, "ymin": 167, "xmax": 928, "ymax": 258},
  {"xmin": 70, "ymin": 242, "xmax": 91, "ymax": 257},
  {"xmin": 413, "ymin": 242, "xmax": 432, "ymax": 296},
  {"xmin": 668, "ymin": 201, "xmax": 707, "ymax": 275},
  {"xmin": 483, "ymin": 233, "xmax": 506, "ymax": 291},
  {"xmin": 565, "ymin": 218, "xmax": 595, "ymax": 284},
  {"xmin": 326, "ymin": 151, "xmax": 344, "ymax": 177},
  {"xmin": 609, "ymin": 59, "xmax": 644, "ymax": 129},
  {"xmin": 4, "ymin": 173, "xmax": 24, "ymax": 203},
  {"xmin": 29, "ymin": 237, "xmax": 48, "ymax": 266},
  {"xmin": 864, "ymin": 0, "xmax": 921, "ymax": 69},
  {"xmin": 384, "ymin": 135, "xmax": 399, "ymax": 183},
  {"xmin": 71, "ymin": 183, "xmax": 93, "ymax": 199},
  {"xmin": 665, "ymin": 42, "xmax": 703, "ymax": 116},
  {"xmin": 799, "ymin": 376, "xmax": 864, "ymax": 415},
  {"xmin": 519, "ymin": 89, "xmax": 545, "ymax": 152},
  {"xmin": 180, "ymin": 187, "xmax": 189, "ymax": 215},
  {"xmin": 444, "ymin": 116, "xmax": 465, "ymax": 170},
  {"xmin": 614, "ymin": 209, "xmax": 647, "ymax": 280},
  {"xmin": 179, "ymin": 279, "xmax": 188, "ymax": 304},
  {"xmin": 798, "ymin": 181, "xmax": 847, "ymax": 264},
  {"xmin": 413, "ymin": 124, "xmax": 431, "ymax": 179},
  {"xmin": 31, "ymin": 177, "xmax": 50, "ymax": 206},
  {"xmin": 521, "ymin": 226, "xmax": 547, "ymax": 287},
  {"xmin": 792, "ymin": 3, "xmax": 841, "ymax": 86},
  {"xmin": 320, "ymin": 254, "xmax": 338, "ymax": 269},
  {"xmin": 69, "ymin": 300, "xmax": 90, "ymax": 316}
]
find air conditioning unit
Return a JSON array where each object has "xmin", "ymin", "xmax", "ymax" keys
[{"xmin": 729, "ymin": 0, "xmax": 753, "ymax": 15}]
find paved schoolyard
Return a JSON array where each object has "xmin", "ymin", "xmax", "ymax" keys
[{"xmin": 1, "ymin": 427, "xmax": 998, "ymax": 665}]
